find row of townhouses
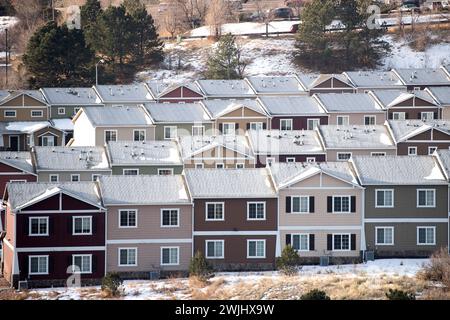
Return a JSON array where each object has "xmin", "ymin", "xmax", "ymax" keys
[
  {"xmin": 0, "ymin": 67, "xmax": 449, "ymax": 151},
  {"xmin": 0, "ymin": 154, "xmax": 449, "ymax": 288}
]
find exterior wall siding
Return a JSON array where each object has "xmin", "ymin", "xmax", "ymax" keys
[
  {"xmin": 326, "ymin": 149, "xmax": 396, "ymax": 162},
  {"xmin": 154, "ymin": 123, "xmax": 213, "ymax": 140},
  {"xmin": 95, "ymin": 127, "xmax": 155, "ymax": 147},
  {"xmin": 327, "ymin": 113, "xmax": 386, "ymax": 125},
  {"xmin": 255, "ymin": 154, "xmax": 326, "ymax": 167},
  {"xmin": 37, "ymin": 171, "xmax": 111, "ymax": 182},
  {"xmin": 271, "ymin": 116, "xmax": 328, "ymax": 130},
  {"xmin": 111, "ymin": 166, "xmax": 183, "ymax": 175}
]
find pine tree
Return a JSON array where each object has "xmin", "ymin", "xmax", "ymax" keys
[
  {"xmin": 23, "ymin": 21, "xmax": 95, "ymax": 87},
  {"xmin": 0, "ymin": 0, "xmax": 15, "ymax": 16},
  {"xmin": 205, "ymin": 33, "xmax": 247, "ymax": 80},
  {"xmin": 80, "ymin": 0, "xmax": 103, "ymax": 52}
]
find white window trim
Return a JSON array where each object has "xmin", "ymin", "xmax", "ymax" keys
[
  {"xmin": 286, "ymin": 157, "xmax": 296, "ymax": 163},
  {"xmin": 205, "ymin": 240, "xmax": 225, "ymax": 259},
  {"xmin": 195, "ymin": 163, "xmax": 204, "ymax": 169},
  {"xmin": 408, "ymin": 146, "xmax": 417, "ymax": 156},
  {"xmin": 280, "ymin": 119, "xmax": 293, "ymax": 131},
  {"xmin": 337, "ymin": 115, "xmax": 350, "ymax": 126},
  {"xmin": 306, "ymin": 157, "xmax": 316, "ymax": 163},
  {"xmin": 392, "ymin": 112, "xmax": 405, "ymax": 120},
  {"xmin": 70, "ymin": 174, "xmax": 80, "ymax": 182},
  {"xmin": 123, "ymin": 168, "xmax": 139, "ymax": 175},
  {"xmin": 215, "ymin": 163, "xmax": 225, "ymax": 169},
  {"xmin": 364, "ymin": 115, "xmax": 376, "ymax": 125},
  {"xmin": 133, "ymin": 129, "xmax": 146, "ymax": 142},
  {"xmin": 118, "ymin": 209, "xmax": 138, "ymax": 228},
  {"xmin": 160, "ymin": 208, "xmax": 180, "ymax": 228},
  {"xmin": 222, "ymin": 122, "xmax": 236, "ymax": 136},
  {"xmin": 416, "ymin": 226, "xmax": 436, "ymax": 245},
  {"xmin": 332, "ymin": 233, "xmax": 351, "ymax": 252},
  {"xmin": 332, "ymin": 195, "xmax": 352, "ymax": 214},
  {"xmin": 49, "ymin": 174, "xmax": 59, "ymax": 182},
  {"xmin": 104, "ymin": 129, "xmax": 118, "ymax": 143},
  {"xmin": 205, "ymin": 202, "xmax": 225, "ymax": 221},
  {"xmin": 291, "ymin": 233, "xmax": 310, "ymax": 252},
  {"xmin": 41, "ymin": 135, "xmax": 55, "ymax": 146},
  {"xmin": 160, "ymin": 246, "xmax": 180, "ymax": 266},
  {"xmin": 247, "ymin": 239, "xmax": 266, "ymax": 259},
  {"xmin": 92, "ymin": 174, "xmax": 101, "ymax": 182},
  {"xmin": 192, "ymin": 125, "xmax": 205, "ymax": 136},
  {"xmin": 291, "ymin": 196, "xmax": 310, "ymax": 214},
  {"xmin": 247, "ymin": 201, "xmax": 266, "ymax": 221},
  {"xmin": 306, "ymin": 118, "xmax": 320, "ymax": 130},
  {"xmin": 72, "ymin": 216, "xmax": 93, "ymax": 235},
  {"xmin": 74, "ymin": 107, "xmax": 81, "ymax": 115},
  {"xmin": 417, "ymin": 189, "xmax": 436, "ymax": 208},
  {"xmin": 249, "ymin": 122, "xmax": 263, "ymax": 130},
  {"xmin": 370, "ymin": 152, "xmax": 386, "ymax": 156},
  {"xmin": 118, "ymin": 247, "xmax": 138, "ymax": 266},
  {"xmin": 158, "ymin": 168, "xmax": 174, "ymax": 175},
  {"xmin": 4, "ymin": 110, "xmax": 16, "ymax": 118},
  {"xmin": 164, "ymin": 126, "xmax": 177, "ymax": 140},
  {"xmin": 58, "ymin": 107, "xmax": 65, "ymax": 115},
  {"xmin": 235, "ymin": 163, "xmax": 245, "ymax": 169},
  {"xmin": 421, "ymin": 112, "xmax": 434, "ymax": 120},
  {"xmin": 266, "ymin": 157, "xmax": 275, "ymax": 165},
  {"xmin": 72, "ymin": 254, "xmax": 92, "ymax": 274},
  {"xmin": 29, "ymin": 217, "xmax": 49, "ymax": 236},
  {"xmin": 428, "ymin": 146, "xmax": 438, "ymax": 155},
  {"xmin": 375, "ymin": 227, "xmax": 394, "ymax": 246},
  {"xmin": 31, "ymin": 110, "xmax": 44, "ymax": 118},
  {"xmin": 336, "ymin": 152, "xmax": 352, "ymax": 161},
  {"xmin": 375, "ymin": 189, "xmax": 394, "ymax": 208},
  {"xmin": 10, "ymin": 179, "xmax": 27, "ymax": 183},
  {"xmin": 28, "ymin": 255, "xmax": 49, "ymax": 275}
]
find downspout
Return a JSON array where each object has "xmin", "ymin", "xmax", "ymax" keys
[{"xmin": 361, "ymin": 188, "xmax": 367, "ymax": 261}]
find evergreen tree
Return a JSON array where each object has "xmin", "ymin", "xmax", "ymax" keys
[
  {"xmin": 23, "ymin": 21, "xmax": 95, "ymax": 88},
  {"xmin": 80, "ymin": 0, "xmax": 103, "ymax": 52},
  {"xmin": 0, "ymin": 0, "xmax": 15, "ymax": 16},
  {"xmin": 205, "ymin": 33, "xmax": 247, "ymax": 79}
]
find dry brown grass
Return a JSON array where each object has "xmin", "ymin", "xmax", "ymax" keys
[{"xmin": 418, "ymin": 248, "xmax": 450, "ymax": 287}]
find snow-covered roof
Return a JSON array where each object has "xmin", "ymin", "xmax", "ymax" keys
[
  {"xmin": 99, "ymin": 175, "xmax": 190, "ymax": 205},
  {"xmin": 247, "ymin": 129, "xmax": 325, "ymax": 155},
  {"xmin": 40, "ymin": 87, "xmax": 100, "ymax": 105},
  {"xmin": 343, "ymin": 71, "xmax": 405, "ymax": 88},
  {"xmin": 93, "ymin": 84, "xmax": 154, "ymax": 103},
  {"xmin": 268, "ymin": 162, "xmax": 359, "ymax": 188},
  {"xmin": 351, "ymin": 155, "xmax": 447, "ymax": 185},
  {"xmin": 426, "ymin": 87, "xmax": 450, "ymax": 106},
  {"xmin": 184, "ymin": 168, "xmax": 276, "ymax": 198},
  {"xmin": 106, "ymin": 140, "xmax": 182, "ymax": 166},
  {"xmin": 144, "ymin": 103, "xmax": 211, "ymax": 123},
  {"xmin": 370, "ymin": 89, "xmax": 437, "ymax": 108},
  {"xmin": 0, "ymin": 151, "xmax": 34, "ymax": 174},
  {"xmin": 317, "ymin": 125, "xmax": 396, "ymax": 149},
  {"xmin": 434, "ymin": 149, "xmax": 450, "ymax": 180},
  {"xmin": 297, "ymin": 73, "xmax": 353, "ymax": 90},
  {"xmin": 146, "ymin": 81, "xmax": 202, "ymax": 98},
  {"xmin": 7, "ymin": 182, "xmax": 102, "ymax": 210},
  {"xmin": 0, "ymin": 90, "xmax": 10, "ymax": 101},
  {"xmin": 314, "ymin": 93, "xmax": 383, "ymax": 112},
  {"xmin": 80, "ymin": 106, "xmax": 153, "ymax": 126},
  {"xmin": 33, "ymin": 146, "xmax": 110, "ymax": 171},
  {"xmin": 201, "ymin": 99, "xmax": 268, "ymax": 118},
  {"xmin": 393, "ymin": 68, "xmax": 450, "ymax": 86},
  {"xmin": 178, "ymin": 135, "xmax": 253, "ymax": 160},
  {"xmin": 258, "ymin": 96, "xmax": 325, "ymax": 115},
  {"xmin": 1, "ymin": 121, "xmax": 61, "ymax": 134},
  {"xmin": 245, "ymin": 76, "xmax": 306, "ymax": 94},
  {"xmin": 51, "ymin": 118, "xmax": 74, "ymax": 131},
  {"xmin": 387, "ymin": 120, "xmax": 450, "ymax": 143},
  {"xmin": 195, "ymin": 80, "xmax": 256, "ymax": 98}
]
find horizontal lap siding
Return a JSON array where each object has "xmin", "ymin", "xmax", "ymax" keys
[
  {"xmin": 111, "ymin": 166, "xmax": 183, "ymax": 175},
  {"xmin": 328, "ymin": 113, "xmax": 386, "ymax": 125},
  {"xmin": 37, "ymin": 171, "xmax": 110, "ymax": 182},
  {"xmin": 271, "ymin": 116, "xmax": 328, "ymax": 130},
  {"xmin": 0, "ymin": 174, "xmax": 36, "ymax": 196},
  {"xmin": 397, "ymin": 142, "xmax": 450, "ymax": 155},
  {"xmin": 326, "ymin": 149, "xmax": 396, "ymax": 161},
  {"xmin": 17, "ymin": 251, "xmax": 105, "ymax": 281},
  {"xmin": 2, "ymin": 244, "xmax": 14, "ymax": 283},
  {"xmin": 107, "ymin": 243, "xmax": 192, "ymax": 272},
  {"xmin": 255, "ymin": 155, "xmax": 326, "ymax": 167},
  {"xmin": 365, "ymin": 222, "xmax": 448, "ymax": 257}
]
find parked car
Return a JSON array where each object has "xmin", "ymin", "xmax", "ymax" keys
[
  {"xmin": 269, "ymin": 7, "xmax": 294, "ymax": 20},
  {"xmin": 400, "ymin": 3, "xmax": 421, "ymax": 12}
]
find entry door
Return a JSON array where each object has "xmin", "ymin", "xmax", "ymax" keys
[{"xmin": 9, "ymin": 136, "xmax": 19, "ymax": 151}]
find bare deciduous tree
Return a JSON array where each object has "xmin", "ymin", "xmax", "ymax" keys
[
  {"xmin": 205, "ymin": 0, "xmax": 228, "ymax": 38},
  {"xmin": 163, "ymin": 0, "xmax": 186, "ymax": 38}
]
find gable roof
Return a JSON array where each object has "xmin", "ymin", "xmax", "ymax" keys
[
  {"xmin": 143, "ymin": 103, "xmax": 211, "ymax": 123},
  {"xmin": 195, "ymin": 80, "xmax": 256, "ymax": 98},
  {"xmin": 93, "ymin": 84, "xmax": 154, "ymax": 103},
  {"xmin": 77, "ymin": 106, "xmax": 153, "ymax": 126},
  {"xmin": 258, "ymin": 96, "xmax": 326, "ymax": 115},
  {"xmin": 387, "ymin": 120, "xmax": 450, "ymax": 143},
  {"xmin": 40, "ymin": 87, "xmax": 100, "ymax": 105},
  {"xmin": 297, "ymin": 73, "xmax": 353, "ymax": 90},
  {"xmin": 268, "ymin": 162, "xmax": 359, "ymax": 189},
  {"xmin": 178, "ymin": 135, "xmax": 253, "ymax": 160},
  {"xmin": 392, "ymin": 68, "xmax": 450, "ymax": 86},
  {"xmin": 201, "ymin": 99, "xmax": 268, "ymax": 118},
  {"xmin": 0, "ymin": 90, "xmax": 48, "ymax": 106},
  {"xmin": 184, "ymin": 168, "xmax": 276, "ymax": 198},
  {"xmin": 343, "ymin": 71, "xmax": 404, "ymax": 88},
  {"xmin": 33, "ymin": 146, "xmax": 110, "ymax": 171},
  {"xmin": 146, "ymin": 81, "xmax": 203, "ymax": 99},
  {"xmin": 425, "ymin": 87, "xmax": 450, "ymax": 106},
  {"xmin": 314, "ymin": 93, "xmax": 383, "ymax": 112},
  {"xmin": 245, "ymin": 76, "xmax": 306, "ymax": 94},
  {"xmin": 351, "ymin": 155, "xmax": 447, "ymax": 185},
  {"xmin": 0, "ymin": 151, "xmax": 35, "ymax": 174},
  {"xmin": 6, "ymin": 182, "xmax": 102, "ymax": 211},
  {"xmin": 317, "ymin": 125, "xmax": 396, "ymax": 149},
  {"xmin": 99, "ymin": 175, "xmax": 190, "ymax": 205},
  {"xmin": 247, "ymin": 129, "xmax": 325, "ymax": 155},
  {"xmin": 369, "ymin": 89, "xmax": 437, "ymax": 108},
  {"xmin": 434, "ymin": 149, "xmax": 450, "ymax": 181},
  {"xmin": 0, "ymin": 121, "xmax": 64, "ymax": 134},
  {"xmin": 106, "ymin": 140, "xmax": 182, "ymax": 166}
]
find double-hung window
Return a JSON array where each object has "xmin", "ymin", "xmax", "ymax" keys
[
  {"xmin": 280, "ymin": 119, "xmax": 293, "ymax": 131},
  {"xmin": 206, "ymin": 240, "xmax": 224, "ymax": 259},
  {"xmin": 29, "ymin": 256, "xmax": 49, "ymax": 275},
  {"xmin": 161, "ymin": 247, "xmax": 179, "ymax": 265},
  {"xmin": 247, "ymin": 240, "xmax": 266, "ymax": 258},
  {"xmin": 29, "ymin": 217, "xmax": 49, "ymax": 236},
  {"xmin": 292, "ymin": 196, "xmax": 309, "ymax": 214},
  {"xmin": 73, "ymin": 216, "xmax": 92, "ymax": 235},
  {"xmin": 292, "ymin": 234, "xmax": 309, "ymax": 251},
  {"xmin": 375, "ymin": 189, "xmax": 394, "ymax": 208},
  {"xmin": 417, "ymin": 227, "xmax": 436, "ymax": 245},
  {"xmin": 375, "ymin": 227, "xmax": 394, "ymax": 245},
  {"xmin": 119, "ymin": 248, "xmax": 137, "ymax": 266},
  {"xmin": 417, "ymin": 189, "xmax": 435, "ymax": 208},
  {"xmin": 247, "ymin": 202, "xmax": 266, "ymax": 220},
  {"xmin": 72, "ymin": 254, "xmax": 92, "ymax": 274}
]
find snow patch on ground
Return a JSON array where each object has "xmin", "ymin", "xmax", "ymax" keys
[{"xmin": 0, "ymin": 16, "xmax": 18, "ymax": 32}]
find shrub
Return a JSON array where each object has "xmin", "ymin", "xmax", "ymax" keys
[
  {"xmin": 300, "ymin": 289, "xmax": 330, "ymax": 300},
  {"xmin": 385, "ymin": 289, "xmax": 416, "ymax": 300},
  {"xmin": 276, "ymin": 245, "xmax": 299, "ymax": 276},
  {"xmin": 189, "ymin": 251, "xmax": 214, "ymax": 281},
  {"xmin": 419, "ymin": 247, "xmax": 450, "ymax": 287},
  {"xmin": 101, "ymin": 272, "xmax": 123, "ymax": 297}
]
